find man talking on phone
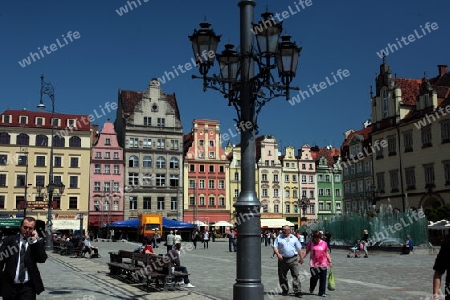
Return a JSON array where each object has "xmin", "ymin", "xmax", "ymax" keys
[{"xmin": 0, "ymin": 217, "xmax": 48, "ymax": 299}]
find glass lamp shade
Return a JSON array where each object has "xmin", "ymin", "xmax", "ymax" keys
[
  {"xmin": 189, "ymin": 21, "xmax": 221, "ymax": 66},
  {"xmin": 59, "ymin": 182, "xmax": 65, "ymax": 194},
  {"xmin": 217, "ymin": 44, "xmax": 240, "ymax": 81},
  {"xmin": 254, "ymin": 12, "xmax": 282, "ymax": 56},
  {"xmin": 277, "ymin": 35, "xmax": 301, "ymax": 83}
]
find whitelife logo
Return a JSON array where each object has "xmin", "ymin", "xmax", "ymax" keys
[
  {"xmin": 376, "ymin": 22, "xmax": 438, "ymax": 58},
  {"xmin": 18, "ymin": 31, "xmax": 81, "ymax": 68},
  {"xmin": 115, "ymin": 0, "xmax": 149, "ymax": 16}
]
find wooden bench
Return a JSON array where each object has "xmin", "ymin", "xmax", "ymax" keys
[
  {"xmin": 108, "ymin": 250, "xmax": 142, "ymax": 278},
  {"xmin": 52, "ymin": 240, "xmax": 61, "ymax": 253}
]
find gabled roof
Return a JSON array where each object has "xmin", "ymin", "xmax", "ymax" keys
[
  {"xmin": 393, "ymin": 78, "xmax": 422, "ymax": 106},
  {"xmin": 342, "ymin": 126, "xmax": 372, "ymax": 147},
  {"xmin": 311, "ymin": 146, "xmax": 341, "ymax": 167}
]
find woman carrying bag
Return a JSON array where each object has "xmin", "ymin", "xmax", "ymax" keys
[{"xmin": 303, "ymin": 230, "xmax": 333, "ymax": 297}]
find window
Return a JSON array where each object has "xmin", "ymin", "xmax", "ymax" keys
[
  {"xmin": 325, "ymin": 189, "xmax": 331, "ymax": 196},
  {"xmin": 335, "ymin": 189, "xmax": 341, "ymax": 196},
  {"xmin": 219, "ymin": 166, "xmax": 224, "ymax": 173},
  {"xmin": 94, "ymin": 200, "xmax": 100, "ymax": 211},
  {"xmin": 262, "ymin": 189, "xmax": 268, "ymax": 197},
  {"xmin": 156, "ymin": 174, "xmax": 166, "ymax": 186},
  {"xmin": 302, "ymin": 175, "xmax": 306, "ymax": 183},
  {"xmin": 302, "ymin": 163, "xmax": 306, "ymax": 170},
  {"xmin": 209, "ymin": 140, "xmax": 214, "ymax": 147},
  {"xmin": 376, "ymin": 173, "xmax": 385, "ymax": 193},
  {"xmin": 16, "ymin": 175, "xmax": 25, "ymax": 187},
  {"xmin": 105, "ymin": 138, "xmax": 111, "ymax": 145},
  {"xmin": 219, "ymin": 180, "xmax": 225, "ymax": 189},
  {"xmin": 219, "ymin": 197, "xmax": 225, "ymax": 206},
  {"xmin": 104, "ymin": 164, "xmax": 110, "ymax": 174},
  {"xmin": 3, "ymin": 115, "xmax": 10, "ymax": 123},
  {"xmin": 199, "ymin": 197, "xmax": 205, "ymax": 206},
  {"xmin": 292, "ymin": 175, "xmax": 297, "ymax": 182},
  {"xmin": 388, "ymin": 136, "xmax": 396, "ymax": 156},
  {"xmin": 189, "ymin": 180, "xmax": 195, "ymax": 188},
  {"xmin": 157, "ymin": 197, "xmax": 165, "ymax": 210},
  {"xmin": 36, "ymin": 156, "xmax": 46, "ymax": 167},
  {"xmin": 274, "ymin": 205, "xmax": 279, "ymax": 213},
  {"xmin": 208, "ymin": 180, "xmax": 215, "ymax": 189},
  {"xmin": 198, "ymin": 151, "xmax": 204, "ymax": 158},
  {"xmin": 129, "ymin": 196, "xmax": 137, "ymax": 210},
  {"xmin": 318, "ymin": 202, "xmax": 324, "ymax": 211},
  {"xmin": 199, "ymin": 165, "xmax": 205, "ymax": 172},
  {"xmin": 171, "ymin": 197, "xmax": 177, "ymax": 210},
  {"xmin": 157, "ymin": 118, "xmax": 165, "ymax": 127},
  {"xmin": 309, "ymin": 175, "xmax": 314, "ymax": 183},
  {"xmin": 441, "ymin": 120, "xmax": 450, "ymax": 143},
  {"xmin": 156, "ymin": 156, "xmax": 166, "ymax": 168},
  {"xmin": 285, "ymin": 175, "xmax": 289, "ymax": 182},
  {"xmin": 325, "ymin": 175, "xmax": 331, "ymax": 182},
  {"xmin": 129, "ymin": 137, "xmax": 138, "ymax": 148},
  {"xmin": 0, "ymin": 133, "xmax": 10, "ymax": 144},
  {"xmin": 424, "ymin": 94, "xmax": 430, "ymax": 107},
  {"xmin": 53, "ymin": 156, "xmax": 62, "ymax": 167},
  {"xmin": 17, "ymin": 133, "xmax": 29, "ymax": 145},
  {"xmin": 199, "ymin": 140, "xmax": 204, "ymax": 146},
  {"xmin": 157, "ymin": 139, "xmax": 165, "ymax": 149},
  {"xmin": 209, "ymin": 197, "xmax": 215, "ymax": 206},
  {"xmin": 209, "ymin": 165, "xmax": 214, "ymax": 173},
  {"xmin": 375, "ymin": 140, "xmax": 384, "ymax": 159},
  {"xmin": 20, "ymin": 116, "xmax": 27, "ymax": 124},
  {"xmin": 170, "ymin": 140, "xmax": 179, "ymax": 150},
  {"xmin": 403, "ymin": 131, "xmax": 413, "ymax": 152},
  {"xmin": 382, "ymin": 89, "xmax": 389, "ymax": 118},
  {"xmin": 262, "ymin": 174, "xmax": 267, "ymax": 181},
  {"xmin": 209, "ymin": 152, "xmax": 215, "ymax": 158},
  {"xmin": 0, "ymin": 174, "xmax": 6, "ymax": 186},
  {"xmin": 114, "ymin": 165, "xmax": 120, "ymax": 174},
  {"xmin": 104, "ymin": 182, "xmax": 110, "ymax": 192},
  {"xmin": 143, "ymin": 197, "xmax": 151, "ymax": 210},
  {"xmin": 52, "ymin": 136, "xmax": 65, "ymax": 147},
  {"xmin": 273, "ymin": 174, "xmax": 279, "ymax": 182},
  {"xmin": 189, "ymin": 164, "xmax": 195, "ymax": 172},
  {"xmin": 95, "ymin": 152, "xmax": 101, "ymax": 158},
  {"xmin": 105, "ymin": 152, "xmax": 110, "ymax": 159},
  {"xmin": 309, "ymin": 190, "xmax": 314, "ymax": 198},
  {"xmin": 293, "ymin": 190, "xmax": 298, "ymax": 198},
  {"xmin": 53, "ymin": 176, "xmax": 62, "ymax": 185},
  {"xmin": 143, "ymin": 156, "xmax": 152, "ymax": 168},
  {"xmin": 234, "ymin": 189, "xmax": 239, "ymax": 198},
  {"xmin": 69, "ymin": 136, "xmax": 81, "ymax": 147},
  {"xmin": 273, "ymin": 189, "xmax": 279, "ymax": 197},
  {"xmin": 144, "ymin": 117, "xmax": 151, "ymax": 126},
  {"xmin": 326, "ymin": 202, "xmax": 332, "ymax": 211},
  {"xmin": 234, "ymin": 172, "xmax": 239, "ymax": 181},
  {"xmin": 421, "ymin": 126, "xmax": 432, "ymax": 147},
  {"xmin": 189, "ymin": 197, "xmax": 195, "ymax": 206},
  {"xmin": 424, "ymin": 164, "xmax": 435, "ymax": 188},
  {"xmin": 318, "ymin": 174, "xmax": 323, "ymax": 182},
  {"xmin": 265, "ymin": 160, "xmax": 269, "ymax": 166},
  {"xmin": 334, "ymin": 174, "xmax": 340, "ymax": 182},
  {"xmin": 390, "ymin": 170, "xmax": 399, "ymax": 192},
  {"xmin": 285, "ymin": 190, "xmax": 290, "ymax": 198},
  {"xmin": 94, "ymin": 164, "xmax": 101, "ymax": 174},
  {"xmin": 69, "ymin": 197, "xmax": 77, "ymax": 209},
  {"xmin": 70, "ymin": 157, "xmax": 79, "ymax": 168},
  {"xmin": 170, "ymin": 157, "xmax": 179, "ymax": 169},
  {"xmin": 170, "ymin": 175, "xmax": 179, "ymax": 187},
  {"xmin": 128, "ymin": 155, "xmax": 139, "ymax": 168},
  {"xmin": 113, "ymin": 182, "xmax": 119, "ymax": 192},
  {"xmin": 128, "ymin": 173, "xmax": 139, "ymax": 186},
  {"xmin": 139, "ymin": 138, "xmax": 151, "ymax": 149},
  {"xmin": 93, "ymin": 182, "xmax": 100, "ymax": 192},
  {"xmin": 318, "ymin": 189, "xmax": 324, "ymax": 196},
  {"xmin": 113, "ymin": 152, "xmax": 119, "ymax": 159},
  {"xmin": 35, "ymin": 135, "xmax": 48, "ymax": 146},
  {"xmin": 69, "ymin": 176, "xmax": 78, "ymax": 188},
  {"xmin": 199, "ymin": 180, "xmax": 205, "ymax": 189}
]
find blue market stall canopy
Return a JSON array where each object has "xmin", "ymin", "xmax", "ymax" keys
[{"xmin": 109, "ymin": 218, "xmax": 196, "ymax": 229}]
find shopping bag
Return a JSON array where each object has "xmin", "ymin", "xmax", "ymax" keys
[{"xmin": 327, "ymin": 268, "xmax": 335, "ymax": 291}]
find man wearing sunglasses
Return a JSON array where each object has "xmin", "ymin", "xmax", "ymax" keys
[{"xmin": 0, "ymin": 217, "xmax": 47, "ymax": 299}]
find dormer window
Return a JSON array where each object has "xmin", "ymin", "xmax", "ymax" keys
[
  {"xmin": 35, "ymin": 117, "xmax": 43, "ymax": 126},
  {"xmin": 151, "ymin": 104, "xmax": 158, "ymax": 112},
  {"xmin": 382, "ymin": 89, "xmax": 389, "ymax": 118},
  {"xmin": 52, "ymin": 118, "xmax": 60, "ymax": 127},
  {"xmin": 2, "ymin": 115, "xmax": 11, "ymax": 124},
  {"xmin": 67, "ymin": 119, "xmax": 76, "ymax": 128},
  {"xmin": 20, "ymin": 116, "xmax": 27, "ymax": 124}
]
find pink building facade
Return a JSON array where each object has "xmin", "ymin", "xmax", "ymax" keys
[{"xmin": 89, "ymin": 121, "xmax": 124, "ymax": 235}]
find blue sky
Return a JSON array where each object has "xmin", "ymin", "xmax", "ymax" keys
[{"xmin": 1, "ymin": 0, "xmax": 449, "ymax": 150}]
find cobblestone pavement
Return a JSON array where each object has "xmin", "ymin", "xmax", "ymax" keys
[{"xmin": 37, "ymin": 239, "xmax": 441, "ymax": 300}]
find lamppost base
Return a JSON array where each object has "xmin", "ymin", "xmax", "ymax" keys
[{"xmin": 233, "ymin": 283, "xmax": 264, "ymax": 300}]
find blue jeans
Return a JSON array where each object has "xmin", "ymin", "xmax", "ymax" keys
[
  {"xmin": 175, "ymin": 265, "xmax": 190, "ymax": 284},
  {"xmin": 310, "ymin": 267, "xmax": 327, "ymax": 296}
]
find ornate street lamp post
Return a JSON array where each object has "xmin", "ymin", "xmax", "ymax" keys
[
  {"xmin": 37, "ymin": 75, "xmax": 65, "ymax": 251},
  {"xmin": 189, "ymin": 3, "xmax": 301, "ymax": 299},
  {"xmin": 299, "ymin": 196, "xmax": 310, "ymax": 227}
]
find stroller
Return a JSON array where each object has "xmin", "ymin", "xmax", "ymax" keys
[{"xmin": 347, "ymin": 240, "xmax": 363, "ymax": 258}]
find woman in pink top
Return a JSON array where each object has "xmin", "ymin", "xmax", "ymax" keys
[{"xmin": 303, "ymin": 230, "xmax": 332, "ymax": 297}]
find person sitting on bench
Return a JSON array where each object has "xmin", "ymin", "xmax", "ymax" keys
[
  {"xmin": 168, "ymin": 243, "xmax": 195, "ymax": 288},
  {"xmin": 83, "ymin": 236, "xmax": 99, "ymax": 258}
]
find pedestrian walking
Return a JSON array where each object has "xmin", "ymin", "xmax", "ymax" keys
[
  {"xmin": 273, "ymin": 225, "xmax": 304, "ymax": 298},
  {"xmin": 203, "ymin": 230, "xmax": 209, "ymax": 249},
  {"xmin": 228, "ymin": 229, "xmax": 237, "ymax": 252},
  {"xmin": 191, "ymin": 229, "xmax": 199, "ymax": 249},
  {"xmin": 0, "ymin": 217, "xmax": 48, "ymax": 299},
  {"xmin": 166, "ymin": 230, "xmax": 175, "ymax": 252},
  {"xmin": 432, "ymin": 239, "xmax": 450, "ymax": 300},
  {"xmin": 303, "ymin": 230, "xmax": 332, "ymax": 297}
]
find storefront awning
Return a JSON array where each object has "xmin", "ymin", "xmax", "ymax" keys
[{"xmin": 260, "ymin": 219, "xmax": 295, "ymax": 228}]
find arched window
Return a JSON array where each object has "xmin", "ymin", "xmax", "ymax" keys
[
  {"xmin": 156, "ymin": 156, "xmax": 166, "ymax": 168},
  {"xmin": 143, "ymin": 156, "xmax": 152, "ymax": 168},
  {"xmin": 69, "ymin": 136, "xmax": 81, "ymax": 147},
  {"xmin": 128, "ymin": 155, "xmax": 139, "ymax": 168},
  {"xmin": 170, "ymin": 157, "xmax": 179, "ymax": 169},
  {"xmin": 53, "ymin": 135, "xmax": 65, "ymax": 147},
  {"xmin": 35, "ymin": 134, "xmax": 48, "ymax": 146},
  {"xmin": 16, "ymin": 133, "xmax": 29, "ymax": 145},
  {"xmin": 0, "ymin": 132, "xmax": 10, "ymax": 144}
]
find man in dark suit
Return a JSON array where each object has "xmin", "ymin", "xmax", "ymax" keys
[{"xmin": 0, "ymin": 217, "xmax": 47, "ymax": 299}]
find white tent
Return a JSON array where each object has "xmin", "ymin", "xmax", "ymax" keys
[
  {"xmin": 192, "ymin": 220, "xmax": 207, "ymax": 226},
  {"xmin": 213, "ymin": 221, "xmax": 234, "ymax": 227},
  {"xmin": 428, "ymin": 219, "xmax": 449, "ymax": 230},
  {"xmin": 260, "ymin": 219, "xmax": 295, "ymax": 228}
]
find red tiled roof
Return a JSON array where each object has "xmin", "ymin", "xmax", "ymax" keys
[
  {"xmin": 311, "ymin": 146, "xmax": 341, "ymax": 167},
  {"xmin": 0, "ymin": 109, "xmax": 91, "ymax": 131},
  {"xmin": 393, "ymin": 78, "xmax": 422, "ymax": 106},
  {"xmin": 342, "ymin": 126, "xmax": 372, "ymax": 147}
]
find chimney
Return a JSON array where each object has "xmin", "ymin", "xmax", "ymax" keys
[{"xmin": 438, "ymin": 65, "xmax": 448, "ymax": 77}]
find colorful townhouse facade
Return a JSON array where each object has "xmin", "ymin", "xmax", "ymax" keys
[
  {"xmin": 114, "ymin": 79, "xmax": 184, "ymax": 221},
  {"xmin": 298, "ymin": 144, "xmax": 317, "ymax": 223},
  {"xmin": 0, "ymin": 110, "xmax": 91, "ymax": 231},
  {"xmin": 89, "ymin": 120, "xmax": 124, "ymax": 236},
  {"xmin": 370, "ymin": 59, "xmax": 450, "ymax": 211},
  {"xmin": 183, "ymin": 119, "xmax": 230, "ymax": 225},
  {"xmin": 279, "ymin": 146, "xmax": 301, "ymax": 225}
]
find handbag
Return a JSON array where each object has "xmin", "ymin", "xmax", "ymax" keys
[{"xmin": 327, "ymin": 268, "xmax": 335, "ymax": 291}]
